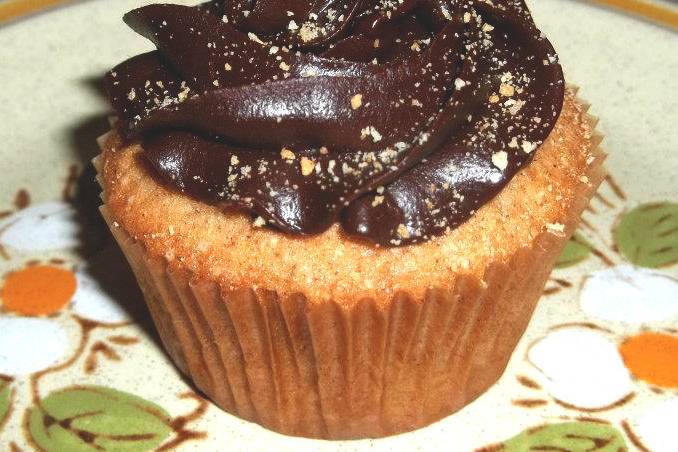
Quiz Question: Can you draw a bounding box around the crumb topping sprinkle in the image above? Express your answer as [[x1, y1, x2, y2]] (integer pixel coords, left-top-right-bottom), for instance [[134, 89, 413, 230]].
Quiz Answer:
[[106, 0, 564, 246]]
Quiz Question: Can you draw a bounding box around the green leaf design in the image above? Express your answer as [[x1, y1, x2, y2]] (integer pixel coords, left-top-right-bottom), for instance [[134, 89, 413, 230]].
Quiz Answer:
[[0, 378, 12, 428], [556, 232, 593, 268], [615, 202, 678, 268], [501, 422, 627, 452], [27, 386, 172, 452]]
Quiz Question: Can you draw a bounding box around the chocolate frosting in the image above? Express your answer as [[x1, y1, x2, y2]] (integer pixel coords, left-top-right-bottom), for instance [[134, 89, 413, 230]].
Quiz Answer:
[[106, 0, 564, 246]]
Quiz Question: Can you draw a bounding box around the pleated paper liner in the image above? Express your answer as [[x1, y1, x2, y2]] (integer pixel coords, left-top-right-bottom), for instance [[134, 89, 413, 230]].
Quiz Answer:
[[92, 87, 606, 439]]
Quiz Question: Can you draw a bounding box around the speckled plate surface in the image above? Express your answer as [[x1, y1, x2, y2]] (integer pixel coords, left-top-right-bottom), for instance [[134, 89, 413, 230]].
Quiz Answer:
[[1, 1, 677, 451]]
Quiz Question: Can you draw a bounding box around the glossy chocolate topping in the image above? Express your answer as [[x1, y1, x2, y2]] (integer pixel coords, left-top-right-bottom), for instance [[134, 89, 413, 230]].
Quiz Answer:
[[106, 0, 564, 246]]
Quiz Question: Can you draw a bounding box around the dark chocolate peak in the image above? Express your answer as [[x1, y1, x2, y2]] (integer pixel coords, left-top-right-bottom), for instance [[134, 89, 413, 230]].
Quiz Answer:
[[106, 0, 564, 246]]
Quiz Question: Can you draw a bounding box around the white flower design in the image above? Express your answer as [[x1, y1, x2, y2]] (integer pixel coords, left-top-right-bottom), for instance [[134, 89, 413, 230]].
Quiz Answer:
[[580, 265, 678, 323], [0, 317, 70, 376], [0, 202, 81, 251], [528, 327, 634, 409]]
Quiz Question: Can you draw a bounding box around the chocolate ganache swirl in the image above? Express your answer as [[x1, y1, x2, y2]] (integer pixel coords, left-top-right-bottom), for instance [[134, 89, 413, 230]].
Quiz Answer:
[[106, 0, 564, 246]]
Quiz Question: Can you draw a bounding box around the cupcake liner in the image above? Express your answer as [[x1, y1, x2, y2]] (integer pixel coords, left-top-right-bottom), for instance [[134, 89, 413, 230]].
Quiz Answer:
[[93, 90, 606, 439], [93, 218, 579, 439]]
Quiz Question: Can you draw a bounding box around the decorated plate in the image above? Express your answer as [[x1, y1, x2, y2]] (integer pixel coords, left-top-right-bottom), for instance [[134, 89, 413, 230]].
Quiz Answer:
[[1, 0, 677, 450]]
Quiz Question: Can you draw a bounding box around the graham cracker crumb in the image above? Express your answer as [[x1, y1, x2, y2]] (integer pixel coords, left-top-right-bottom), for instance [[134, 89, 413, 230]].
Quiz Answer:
[[351, 94, 363, 110], [499, 83, 515, 97], [300, 157, 315, 176], [546, 222, 565, 234], [397, 224, 410, 239], [361, 126, 383, 143], [281, 148, 296, 161], [492, 151, 509, 171]]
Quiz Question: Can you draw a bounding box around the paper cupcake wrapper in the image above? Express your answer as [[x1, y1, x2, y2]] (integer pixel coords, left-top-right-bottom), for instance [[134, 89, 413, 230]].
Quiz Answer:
[[93, 90, 606, 439]]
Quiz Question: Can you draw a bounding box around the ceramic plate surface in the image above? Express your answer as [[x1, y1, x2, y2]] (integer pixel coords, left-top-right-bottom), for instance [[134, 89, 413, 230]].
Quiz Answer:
[[0, 1, 677, 450]]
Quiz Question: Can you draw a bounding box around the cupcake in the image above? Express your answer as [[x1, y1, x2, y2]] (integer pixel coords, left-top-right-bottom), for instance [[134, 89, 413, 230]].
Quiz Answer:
[[96, 0, 604, 439]]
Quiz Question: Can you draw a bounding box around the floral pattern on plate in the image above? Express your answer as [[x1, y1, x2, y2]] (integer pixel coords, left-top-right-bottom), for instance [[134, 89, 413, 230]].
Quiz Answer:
[[0, 188, 209, 451]]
